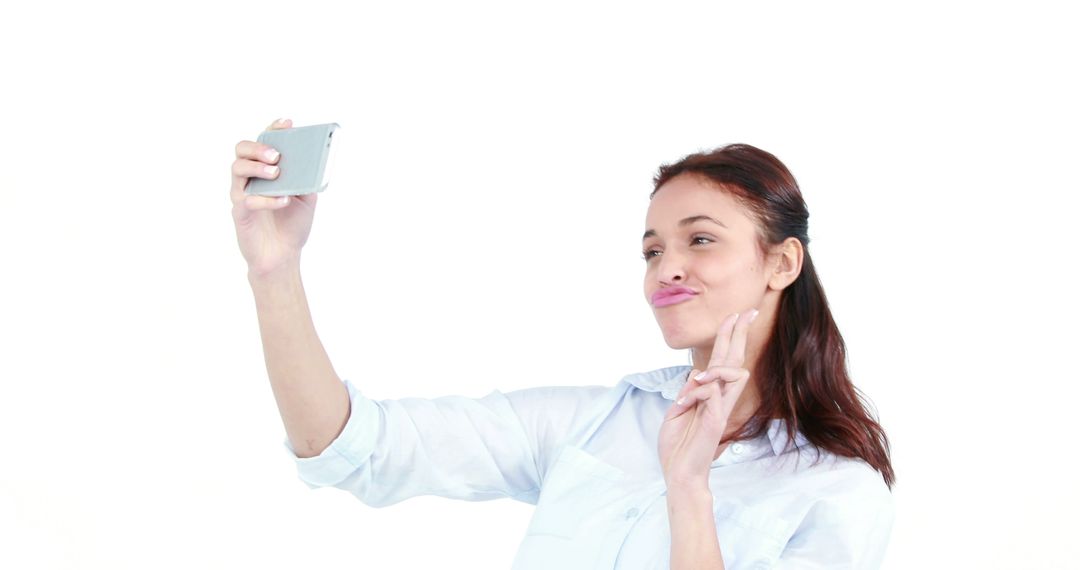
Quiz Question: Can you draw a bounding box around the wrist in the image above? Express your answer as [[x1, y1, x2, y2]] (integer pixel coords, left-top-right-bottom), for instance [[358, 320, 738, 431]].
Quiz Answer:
[[248, 265, 306, 309], [666, 484, 713, 508], [248, 262, 302, 288]]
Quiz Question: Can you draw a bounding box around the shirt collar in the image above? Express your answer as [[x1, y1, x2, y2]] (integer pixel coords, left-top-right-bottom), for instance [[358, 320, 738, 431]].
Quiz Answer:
[[621, 365, 810, 456]]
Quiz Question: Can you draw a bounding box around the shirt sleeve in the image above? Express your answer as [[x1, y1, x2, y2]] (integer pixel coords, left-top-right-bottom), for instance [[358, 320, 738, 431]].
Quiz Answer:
[[282, 377, 611, 508], [774, 463, 895, 569]]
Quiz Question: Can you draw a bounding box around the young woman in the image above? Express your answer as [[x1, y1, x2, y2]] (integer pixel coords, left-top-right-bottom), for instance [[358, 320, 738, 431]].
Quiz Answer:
[[231, 118, 894, 569]]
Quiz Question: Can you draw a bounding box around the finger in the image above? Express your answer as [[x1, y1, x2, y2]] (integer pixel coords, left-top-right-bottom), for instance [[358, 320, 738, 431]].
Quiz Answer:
[[674, 378, 722, 409], [232, 158, 280, 180], [687, 382, 729, 459], [229, 118, 291, 205], [673, 369, 700, 404], [265, 117, 292, 131], [675, 368, 720, 406], [680, 366, 748, 405], [234, 140, 282, 164], [666, 370, 702, 420], [691, 365, 748, 385], [725, 308, 759, 368], [708, 312, 741, 369], [234, 117, 291, 163], [717, 368, 751, 400], [230, 158, 281, 203], [244, 194, 291, 210]]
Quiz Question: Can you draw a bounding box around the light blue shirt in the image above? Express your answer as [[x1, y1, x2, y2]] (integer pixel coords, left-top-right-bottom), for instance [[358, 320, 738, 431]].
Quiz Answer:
[[284, 365, 894, 569]]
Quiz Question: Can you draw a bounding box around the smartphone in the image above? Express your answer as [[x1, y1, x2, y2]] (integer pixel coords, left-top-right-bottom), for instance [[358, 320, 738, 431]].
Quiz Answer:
[[245, 122, 340, 196]]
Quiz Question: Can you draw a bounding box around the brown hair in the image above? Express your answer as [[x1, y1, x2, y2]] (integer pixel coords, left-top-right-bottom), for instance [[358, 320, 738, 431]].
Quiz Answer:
[[652, 144, 895, 489]]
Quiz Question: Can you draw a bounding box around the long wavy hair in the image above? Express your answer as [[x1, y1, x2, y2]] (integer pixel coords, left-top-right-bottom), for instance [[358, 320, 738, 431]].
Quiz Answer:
[[652, 144, 895, 489]]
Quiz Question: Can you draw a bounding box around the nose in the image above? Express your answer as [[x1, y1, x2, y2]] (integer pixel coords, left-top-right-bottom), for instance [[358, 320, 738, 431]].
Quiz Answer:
[[657, 249, 687, 284]]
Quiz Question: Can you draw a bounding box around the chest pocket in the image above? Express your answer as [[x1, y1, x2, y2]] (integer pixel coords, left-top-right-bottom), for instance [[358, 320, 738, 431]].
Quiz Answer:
[[525, 445, 627, 540], [713, 502, 792, 569]]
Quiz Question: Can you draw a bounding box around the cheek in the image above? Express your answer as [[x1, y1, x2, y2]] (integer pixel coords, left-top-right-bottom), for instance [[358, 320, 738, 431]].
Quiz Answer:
[[700, 267, 756, 307], [642, 265, 659, 288], [702, 265, 739, 288]]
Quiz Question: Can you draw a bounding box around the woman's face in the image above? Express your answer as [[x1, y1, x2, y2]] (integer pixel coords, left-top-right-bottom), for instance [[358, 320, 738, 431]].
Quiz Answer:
[[643, 173, 772, 349]]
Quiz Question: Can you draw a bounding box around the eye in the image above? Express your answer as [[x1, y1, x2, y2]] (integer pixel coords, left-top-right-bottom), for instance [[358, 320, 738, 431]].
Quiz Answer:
[[641, 236, 713, 261]]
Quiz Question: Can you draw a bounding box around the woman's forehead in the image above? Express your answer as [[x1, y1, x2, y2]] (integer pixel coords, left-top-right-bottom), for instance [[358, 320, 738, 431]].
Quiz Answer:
[[646, 177, 749, 230]]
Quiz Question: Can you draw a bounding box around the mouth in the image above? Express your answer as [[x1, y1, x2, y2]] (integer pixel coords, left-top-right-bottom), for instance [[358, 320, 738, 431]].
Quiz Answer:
[[652, 292, 697, 307]]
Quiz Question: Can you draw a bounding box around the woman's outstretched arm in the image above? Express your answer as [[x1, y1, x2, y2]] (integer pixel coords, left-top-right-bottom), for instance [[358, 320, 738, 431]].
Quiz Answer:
[[285, 375, 612, 507], [250, 264, 350, 459]]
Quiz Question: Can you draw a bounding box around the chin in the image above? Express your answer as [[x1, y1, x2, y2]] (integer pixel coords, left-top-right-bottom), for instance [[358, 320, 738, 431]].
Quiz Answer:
[[663, 338, 695, 351], [655, 318, 706, 350]]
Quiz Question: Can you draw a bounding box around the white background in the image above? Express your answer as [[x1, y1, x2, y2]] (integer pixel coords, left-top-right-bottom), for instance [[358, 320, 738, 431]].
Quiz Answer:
[[2, 1, 1077, 568]]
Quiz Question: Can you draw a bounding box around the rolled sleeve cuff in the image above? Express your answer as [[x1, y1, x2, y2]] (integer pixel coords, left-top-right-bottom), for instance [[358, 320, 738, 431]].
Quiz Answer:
[[282, 377, 381, 489]]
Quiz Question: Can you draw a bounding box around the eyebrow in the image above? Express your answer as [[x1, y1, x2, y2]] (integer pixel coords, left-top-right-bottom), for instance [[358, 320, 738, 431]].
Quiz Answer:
[[642, 215, 728, 241]]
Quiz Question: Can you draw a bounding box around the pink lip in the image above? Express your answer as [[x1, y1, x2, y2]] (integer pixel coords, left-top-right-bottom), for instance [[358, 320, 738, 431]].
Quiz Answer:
[[651, 286, 698, 306], [652, 293, 697, 307]]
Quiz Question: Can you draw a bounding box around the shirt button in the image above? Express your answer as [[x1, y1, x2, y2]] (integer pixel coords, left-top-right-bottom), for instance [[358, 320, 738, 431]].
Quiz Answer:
[[625, 507, 640, 519], [731, 443, 744, 454]]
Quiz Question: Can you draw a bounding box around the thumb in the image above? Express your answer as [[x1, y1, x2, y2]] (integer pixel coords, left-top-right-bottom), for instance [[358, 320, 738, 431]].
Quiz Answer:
[[245, 194, 291, 210]]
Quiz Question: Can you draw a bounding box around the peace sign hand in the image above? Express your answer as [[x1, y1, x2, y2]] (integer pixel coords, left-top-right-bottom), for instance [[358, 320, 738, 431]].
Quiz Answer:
[[658, 308, 759, 491]]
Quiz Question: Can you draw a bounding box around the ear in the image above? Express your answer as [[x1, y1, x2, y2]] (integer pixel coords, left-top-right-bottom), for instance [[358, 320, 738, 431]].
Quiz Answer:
[[766, 237, 804, 291]]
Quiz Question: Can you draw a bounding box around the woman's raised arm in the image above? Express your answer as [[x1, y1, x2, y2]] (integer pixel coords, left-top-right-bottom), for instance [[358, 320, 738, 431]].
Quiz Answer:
[[232, 118, 349, 459], [249, 268, 349, 459]]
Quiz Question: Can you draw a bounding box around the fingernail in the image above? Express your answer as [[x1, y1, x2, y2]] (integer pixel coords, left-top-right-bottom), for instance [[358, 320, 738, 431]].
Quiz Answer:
[[676, 397, 685, 405], [278, 196, 289, 204], [275, 118, 287, 124], [750, 309, 760, 322], [265, 149, 279, 161], [264, 165, 278, 176], [694, 371, 707, 380]]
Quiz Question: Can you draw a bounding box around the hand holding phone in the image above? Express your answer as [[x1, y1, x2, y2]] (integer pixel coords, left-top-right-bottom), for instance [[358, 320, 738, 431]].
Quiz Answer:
[[245, 122, 340, 197], [230, 118, 326, 278]]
